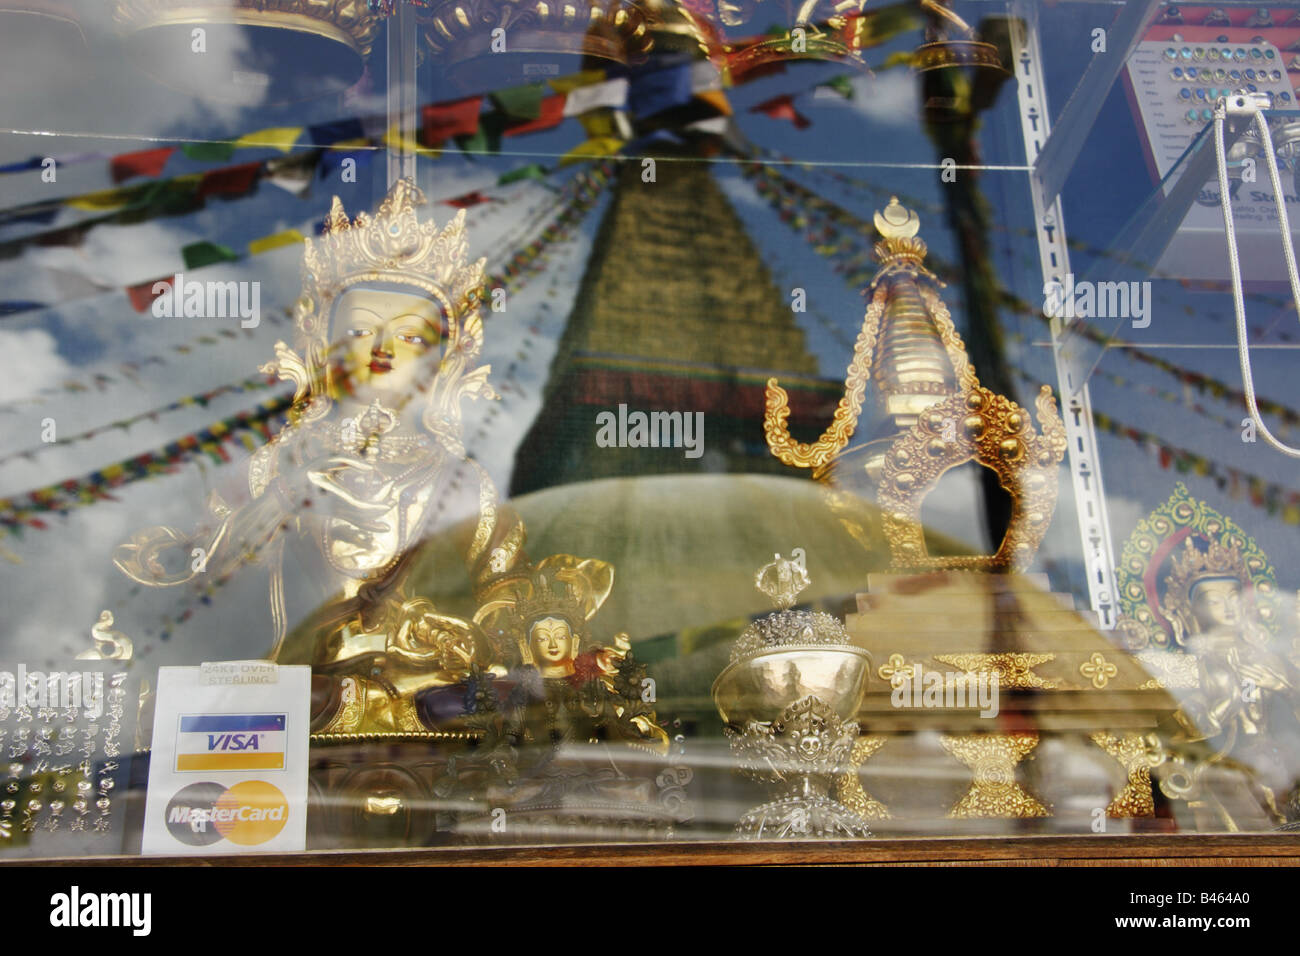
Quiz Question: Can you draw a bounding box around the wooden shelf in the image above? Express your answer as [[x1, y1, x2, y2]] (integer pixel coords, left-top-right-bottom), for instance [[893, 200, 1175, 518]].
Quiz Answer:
[[16, 834, 1300, 867]]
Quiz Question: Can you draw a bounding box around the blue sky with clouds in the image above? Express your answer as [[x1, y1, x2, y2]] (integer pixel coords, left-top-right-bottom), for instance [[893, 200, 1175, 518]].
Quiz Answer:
[[0, 1, 1298, 668]]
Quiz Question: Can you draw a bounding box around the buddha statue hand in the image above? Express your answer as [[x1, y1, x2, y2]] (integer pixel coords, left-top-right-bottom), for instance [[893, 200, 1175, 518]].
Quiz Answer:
[[306, 456, 400, 517], [316, 594, 484, 701], [388, 598, 478, 677], [114, 488, 284, 587], [1236, 658, 1292, 694]]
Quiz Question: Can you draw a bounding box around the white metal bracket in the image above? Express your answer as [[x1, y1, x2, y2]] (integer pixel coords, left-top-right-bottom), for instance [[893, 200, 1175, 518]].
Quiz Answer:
[[1011, 10, 1118, 629]]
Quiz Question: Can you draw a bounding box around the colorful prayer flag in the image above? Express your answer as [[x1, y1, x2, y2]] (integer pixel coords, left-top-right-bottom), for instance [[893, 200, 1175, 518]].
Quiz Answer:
[[248, 229, 305, 255], [197, 163, 262, 198], [181, 141, 236, 162], [751, 94, 811, 129], [422, 96, 483, 145], [181, 241, 239, 270], [232, 127, 304, 153], [504, 95, 566, 136]]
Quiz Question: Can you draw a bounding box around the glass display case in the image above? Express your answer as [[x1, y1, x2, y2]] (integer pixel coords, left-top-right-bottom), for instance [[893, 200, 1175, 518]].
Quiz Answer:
[[1, 0, 1299, 863]]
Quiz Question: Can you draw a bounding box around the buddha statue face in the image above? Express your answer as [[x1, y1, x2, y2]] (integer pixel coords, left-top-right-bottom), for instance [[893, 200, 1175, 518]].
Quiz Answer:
[[330, 287, 446, 405], [1188, 576, 1244, 635], [528, 616, 578, 678]]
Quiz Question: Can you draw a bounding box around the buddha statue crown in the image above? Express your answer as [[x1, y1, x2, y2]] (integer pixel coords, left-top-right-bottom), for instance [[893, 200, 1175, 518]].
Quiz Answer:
[[511, 574, 589, 637], [1165, 537, 1251, 612], [473, 555, 616, 661], [1115, 484, 1282, 651], [304, 178, 485, 309], [268, 178, 494, 447]]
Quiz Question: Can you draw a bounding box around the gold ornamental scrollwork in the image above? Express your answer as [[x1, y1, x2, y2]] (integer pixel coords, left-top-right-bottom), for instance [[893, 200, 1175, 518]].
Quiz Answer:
[[934, 652, 1057, 690], [878, 384, 1067, 572], [765, 196, 1067, 571], [763, 285, 883, 472], [1090, 732, 1162, 818], [940, 732, 1051, 818], [763, 197, 979, 476], [1080, 652, 1119, 690], [877, 653, 915, 687], [834, 735, 891, 820], [1134, 649, 1200, 690]]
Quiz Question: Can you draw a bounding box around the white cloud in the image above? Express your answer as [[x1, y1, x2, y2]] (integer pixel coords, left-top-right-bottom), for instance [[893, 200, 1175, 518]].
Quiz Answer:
[[842, 70, 918, 128], [0, 327, 72, 404]]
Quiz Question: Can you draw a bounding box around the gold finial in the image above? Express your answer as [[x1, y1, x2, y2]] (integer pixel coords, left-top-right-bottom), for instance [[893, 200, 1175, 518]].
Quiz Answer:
[[755, 549, 810, 610], [870, 197, 930, 270], [874, 197, 921, 239]]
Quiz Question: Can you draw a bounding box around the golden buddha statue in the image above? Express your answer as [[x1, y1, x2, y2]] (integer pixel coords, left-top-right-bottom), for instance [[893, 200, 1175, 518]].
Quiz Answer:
[[1161, 539, 1300, 823], [395, 555, 673, 838], [1116, 484, 1300, 828], [472, 555, 669, 760], [113, 179, 528, 733]]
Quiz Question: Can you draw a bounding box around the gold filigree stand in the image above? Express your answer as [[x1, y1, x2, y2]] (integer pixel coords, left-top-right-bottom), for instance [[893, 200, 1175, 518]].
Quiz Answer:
[[1090, 732, 1160, 818], [940, 732, 1051, 819], [834, 735, 891, 820]]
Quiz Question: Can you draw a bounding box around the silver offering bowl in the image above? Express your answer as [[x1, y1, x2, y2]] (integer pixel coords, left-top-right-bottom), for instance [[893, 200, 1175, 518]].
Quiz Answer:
[[713, 643, 871, 726], [713, 599, 874, 840]]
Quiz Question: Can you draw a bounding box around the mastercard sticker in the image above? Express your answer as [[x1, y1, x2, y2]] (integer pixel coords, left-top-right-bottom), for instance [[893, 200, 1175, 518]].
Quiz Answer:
[[143, 665, 309, 855]]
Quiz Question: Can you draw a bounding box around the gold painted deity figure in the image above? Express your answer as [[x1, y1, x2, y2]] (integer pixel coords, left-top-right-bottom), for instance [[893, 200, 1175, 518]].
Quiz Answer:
[[1160, 539, 1300, 823], [1115, 484, 1300, 828], [407, 554, 674, 837], [112, 179, 529, 733], [471, 555, 669, 760]]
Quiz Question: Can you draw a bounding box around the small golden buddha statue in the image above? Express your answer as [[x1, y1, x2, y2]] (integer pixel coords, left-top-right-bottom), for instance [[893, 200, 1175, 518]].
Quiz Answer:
[[473, 555, 669, 763], [1162, 538, 1300, 823], [113, 180, 528, 733]]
